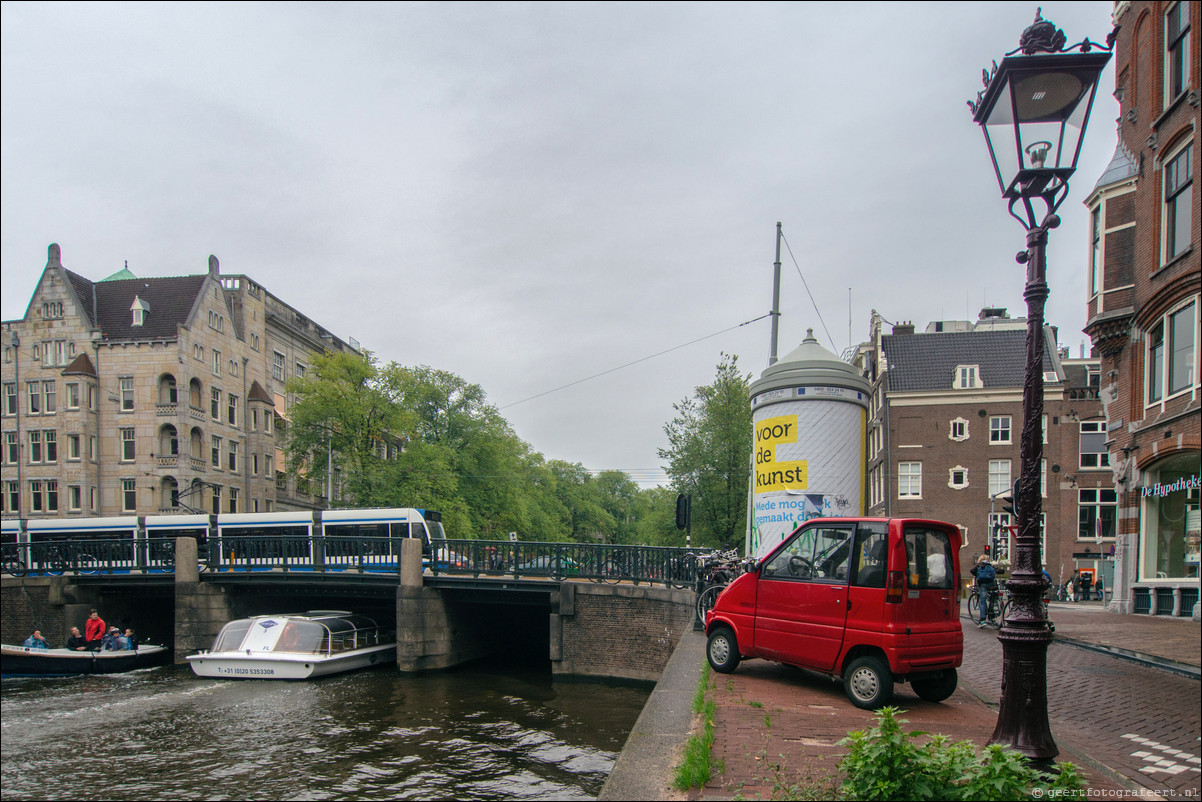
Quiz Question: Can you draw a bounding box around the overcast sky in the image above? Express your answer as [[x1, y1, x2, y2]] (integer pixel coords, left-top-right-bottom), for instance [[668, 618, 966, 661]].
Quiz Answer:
[[1, 1, 1121, 487]]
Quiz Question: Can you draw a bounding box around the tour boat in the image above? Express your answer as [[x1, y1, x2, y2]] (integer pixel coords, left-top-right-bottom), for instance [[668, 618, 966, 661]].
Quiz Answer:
[[1, 643, 171, 677], [186, 611, 395, 680]]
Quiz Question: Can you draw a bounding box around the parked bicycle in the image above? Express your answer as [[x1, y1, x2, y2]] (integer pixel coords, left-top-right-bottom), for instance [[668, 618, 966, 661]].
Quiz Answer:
[[695, 549, 744, 625]]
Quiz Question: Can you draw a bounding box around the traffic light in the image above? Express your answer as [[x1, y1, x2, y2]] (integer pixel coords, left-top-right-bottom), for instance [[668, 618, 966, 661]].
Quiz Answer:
[[1003, 477, 1021, 519], [675, 494, 690, 530]]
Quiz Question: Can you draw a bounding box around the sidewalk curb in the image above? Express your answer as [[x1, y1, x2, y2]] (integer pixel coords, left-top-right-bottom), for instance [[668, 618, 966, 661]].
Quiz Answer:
[[1052, 636, 1202, 680], [956, 675, 1152, 795]]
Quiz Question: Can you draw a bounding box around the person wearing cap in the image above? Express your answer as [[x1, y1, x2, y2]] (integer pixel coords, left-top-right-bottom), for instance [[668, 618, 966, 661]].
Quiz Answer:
[[969, 554, 998, 627], [100, 627, 126, 651]]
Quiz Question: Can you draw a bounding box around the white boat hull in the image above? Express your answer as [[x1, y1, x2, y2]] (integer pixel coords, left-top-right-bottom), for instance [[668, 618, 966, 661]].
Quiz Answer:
[[187, 643, 394, 679]]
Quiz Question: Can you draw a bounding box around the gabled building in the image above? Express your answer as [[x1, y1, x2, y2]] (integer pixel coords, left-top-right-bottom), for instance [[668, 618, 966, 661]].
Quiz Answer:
[[2, 243, 357, 518], [1082, 1, 1199, 617], [855, 309, 1107, 592]]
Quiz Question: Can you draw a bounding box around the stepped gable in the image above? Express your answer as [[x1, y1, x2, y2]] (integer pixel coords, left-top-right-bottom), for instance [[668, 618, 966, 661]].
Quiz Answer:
[[883, 329, 1054, 392]]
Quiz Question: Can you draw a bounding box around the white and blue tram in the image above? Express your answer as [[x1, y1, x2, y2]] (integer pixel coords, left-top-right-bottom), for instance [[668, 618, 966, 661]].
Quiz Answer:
[[0, 508, 445, 576]]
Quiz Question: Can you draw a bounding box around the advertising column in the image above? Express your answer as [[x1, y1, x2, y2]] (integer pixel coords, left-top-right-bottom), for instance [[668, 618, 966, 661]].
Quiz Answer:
[[748, 330, 869, 558]]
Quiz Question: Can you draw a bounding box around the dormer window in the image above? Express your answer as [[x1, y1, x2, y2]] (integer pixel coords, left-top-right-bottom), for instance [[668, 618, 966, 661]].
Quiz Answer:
[[130, 296, 149, 327], [954, 365, 981, 389]]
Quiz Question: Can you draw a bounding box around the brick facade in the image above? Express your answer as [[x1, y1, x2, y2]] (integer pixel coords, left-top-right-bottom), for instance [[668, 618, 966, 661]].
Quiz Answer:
[[1083, 1, 1200, 616], [855, 311, 1106, 593]]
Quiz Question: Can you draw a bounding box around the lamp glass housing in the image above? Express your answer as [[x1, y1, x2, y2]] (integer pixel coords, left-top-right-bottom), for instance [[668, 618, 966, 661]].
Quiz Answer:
[[975, 51, 1110, 200]]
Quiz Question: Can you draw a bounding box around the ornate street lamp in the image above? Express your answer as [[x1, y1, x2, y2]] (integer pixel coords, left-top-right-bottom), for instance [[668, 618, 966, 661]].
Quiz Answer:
[[968, 10, 1110, 765]]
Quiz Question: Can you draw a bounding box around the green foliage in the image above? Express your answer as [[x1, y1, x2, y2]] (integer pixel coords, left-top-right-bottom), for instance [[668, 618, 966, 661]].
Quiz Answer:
[[283, 349, 760, 548], [659, 353, 753, 549], [838, 708, 1088, 801], [675, 684, 717, 790]]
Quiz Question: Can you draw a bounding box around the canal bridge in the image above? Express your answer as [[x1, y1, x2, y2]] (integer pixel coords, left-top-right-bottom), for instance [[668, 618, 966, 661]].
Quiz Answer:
[[0, 536, 700, 682]]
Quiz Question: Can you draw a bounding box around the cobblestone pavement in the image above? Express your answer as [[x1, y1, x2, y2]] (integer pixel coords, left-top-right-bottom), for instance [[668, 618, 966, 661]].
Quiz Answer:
[[959, 613, 1202, 798], [688, 655, 1126, 800]]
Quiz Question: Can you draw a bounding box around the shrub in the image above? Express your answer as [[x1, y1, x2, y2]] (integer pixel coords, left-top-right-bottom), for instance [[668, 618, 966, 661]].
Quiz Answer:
[[838, 708, 1087, 801]]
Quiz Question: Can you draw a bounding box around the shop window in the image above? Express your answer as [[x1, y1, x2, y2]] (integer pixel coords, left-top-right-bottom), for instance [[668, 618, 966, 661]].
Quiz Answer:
[[1139, 452, 1201, 581]]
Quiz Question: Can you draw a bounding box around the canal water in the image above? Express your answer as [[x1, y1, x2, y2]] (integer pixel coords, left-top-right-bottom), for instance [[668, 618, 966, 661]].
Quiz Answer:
[[1, 662, 650, 800]]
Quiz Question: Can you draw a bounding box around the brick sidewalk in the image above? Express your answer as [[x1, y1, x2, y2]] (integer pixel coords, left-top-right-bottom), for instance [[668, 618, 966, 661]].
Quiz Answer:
[[688, 656, 1128, 800]]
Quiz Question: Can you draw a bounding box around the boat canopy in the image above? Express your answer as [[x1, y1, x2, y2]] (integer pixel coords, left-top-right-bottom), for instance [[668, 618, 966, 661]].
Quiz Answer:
[[208, 612, 390, 656]]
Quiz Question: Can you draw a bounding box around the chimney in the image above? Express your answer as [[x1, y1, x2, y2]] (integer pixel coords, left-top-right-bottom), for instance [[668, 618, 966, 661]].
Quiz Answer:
[[892, 321, 916, 336]]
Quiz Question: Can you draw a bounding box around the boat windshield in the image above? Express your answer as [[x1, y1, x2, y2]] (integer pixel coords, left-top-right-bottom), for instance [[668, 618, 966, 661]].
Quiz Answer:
[[212, 620, 254, 652], [272, 621, 326, 654]]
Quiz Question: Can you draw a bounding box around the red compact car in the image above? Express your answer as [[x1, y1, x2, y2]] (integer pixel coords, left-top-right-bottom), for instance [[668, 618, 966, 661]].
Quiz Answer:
[[705, 517, 963, 709]]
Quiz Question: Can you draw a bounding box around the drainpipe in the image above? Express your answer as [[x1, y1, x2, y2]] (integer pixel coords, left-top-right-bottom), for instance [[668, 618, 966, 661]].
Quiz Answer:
[[11, 330, 21, 517]]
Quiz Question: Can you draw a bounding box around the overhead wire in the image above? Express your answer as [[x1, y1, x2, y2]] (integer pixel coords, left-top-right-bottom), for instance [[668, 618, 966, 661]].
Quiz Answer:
[[778, 228, 839, 353], [499, 312, 772, 410]]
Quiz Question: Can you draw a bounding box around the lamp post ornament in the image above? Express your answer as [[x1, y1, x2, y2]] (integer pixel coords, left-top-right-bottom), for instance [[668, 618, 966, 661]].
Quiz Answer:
[[970, 9, 1111, 765]]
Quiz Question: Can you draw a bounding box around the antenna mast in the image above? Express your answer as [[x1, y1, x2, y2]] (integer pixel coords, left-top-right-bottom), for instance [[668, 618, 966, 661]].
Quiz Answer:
[[769, 222, 782, 365]]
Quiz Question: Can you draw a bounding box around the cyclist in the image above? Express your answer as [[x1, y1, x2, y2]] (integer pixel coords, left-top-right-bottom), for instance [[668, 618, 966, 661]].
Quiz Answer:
[[970, 554, 997, 628]]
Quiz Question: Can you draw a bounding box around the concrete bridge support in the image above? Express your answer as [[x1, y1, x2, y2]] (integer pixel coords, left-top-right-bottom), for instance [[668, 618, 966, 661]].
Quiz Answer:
[[395, 538, 496, 671], [174, 537, 235, 663]]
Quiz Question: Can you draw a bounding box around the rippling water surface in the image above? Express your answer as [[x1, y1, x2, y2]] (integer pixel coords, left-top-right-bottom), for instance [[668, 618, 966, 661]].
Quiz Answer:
[[1, 663, 649, 800]]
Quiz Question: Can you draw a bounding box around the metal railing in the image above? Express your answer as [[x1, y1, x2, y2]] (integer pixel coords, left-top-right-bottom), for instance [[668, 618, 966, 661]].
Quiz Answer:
[[2, 535, 714, 587]]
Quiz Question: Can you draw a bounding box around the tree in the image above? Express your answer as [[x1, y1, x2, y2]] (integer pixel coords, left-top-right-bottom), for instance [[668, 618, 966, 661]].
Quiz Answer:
[[659, 353, 752, 550], [284, 349, 409, 506]]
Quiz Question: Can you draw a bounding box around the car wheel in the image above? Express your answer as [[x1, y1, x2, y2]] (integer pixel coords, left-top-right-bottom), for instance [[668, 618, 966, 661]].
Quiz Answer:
[[910, 668, 958, 703], [707, 627, 740, 674], [843, 656, 893, 709]]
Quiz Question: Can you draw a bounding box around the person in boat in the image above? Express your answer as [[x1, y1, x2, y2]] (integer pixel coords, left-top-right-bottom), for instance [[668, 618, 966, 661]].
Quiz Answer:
[[65, 626, 87, 650], [23, 630, 49, 649], [123, 628, 137, 650], [100, 627, 127, 651], [84, 609, 107, 649]]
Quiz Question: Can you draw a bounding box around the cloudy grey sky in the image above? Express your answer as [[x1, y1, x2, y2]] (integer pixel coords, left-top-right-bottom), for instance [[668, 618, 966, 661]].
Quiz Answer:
[[1, 1, 1121, 486]]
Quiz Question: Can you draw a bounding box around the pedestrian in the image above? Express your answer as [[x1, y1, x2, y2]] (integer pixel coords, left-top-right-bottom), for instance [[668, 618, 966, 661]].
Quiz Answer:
[[1070, 569, 1081, 602], [22, 630, 49, 649], [1081, 571, 1093, 602], [970, 554, 997, 627], [65, 626, 87, 650], [84, 609, 106, 648], [1094, 575, 1105, 601]]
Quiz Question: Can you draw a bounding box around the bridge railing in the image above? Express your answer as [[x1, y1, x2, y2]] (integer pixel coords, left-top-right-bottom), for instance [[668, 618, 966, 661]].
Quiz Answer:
[[2, 534, 713, 587], [428, 539, 706, 587], [1, 539, 161, 577]]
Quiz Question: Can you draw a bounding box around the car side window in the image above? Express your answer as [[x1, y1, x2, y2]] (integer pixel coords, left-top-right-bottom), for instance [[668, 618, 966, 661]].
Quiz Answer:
[[851, 524, 889, 588], [762, 525, 851, 582]]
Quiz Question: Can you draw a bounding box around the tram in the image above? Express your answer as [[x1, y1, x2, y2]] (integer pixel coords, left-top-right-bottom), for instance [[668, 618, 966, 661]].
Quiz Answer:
[[0, 508, 446, 576]]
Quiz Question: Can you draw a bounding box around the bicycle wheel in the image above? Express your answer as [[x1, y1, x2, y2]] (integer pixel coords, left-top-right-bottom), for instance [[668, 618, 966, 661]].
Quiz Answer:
[[965, 592, 982, 624], [986, 595, 1003, 628], [76, 553, 99, 576], [600, 559, 623, 584], [696, 584, 724, 624]]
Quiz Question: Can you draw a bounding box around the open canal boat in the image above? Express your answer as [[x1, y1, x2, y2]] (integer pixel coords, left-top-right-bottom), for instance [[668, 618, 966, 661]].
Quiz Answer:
[[186, 611, 394, 679], [1, 644, 171, 677]]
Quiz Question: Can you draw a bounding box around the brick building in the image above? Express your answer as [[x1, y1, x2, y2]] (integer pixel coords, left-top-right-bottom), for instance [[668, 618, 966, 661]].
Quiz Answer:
[[854, 309, 1106, 593], [2, 243, 357, 519], [1082, 1, 1199, 616]]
